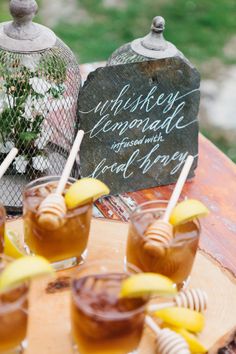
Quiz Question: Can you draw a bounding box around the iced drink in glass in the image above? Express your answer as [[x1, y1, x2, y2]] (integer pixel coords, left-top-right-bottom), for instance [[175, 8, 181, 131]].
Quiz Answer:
[[0, 255, 28, 353], [71, 260, 147, 354], [126, 201, 200, 289], [23, 176, 92, 270]]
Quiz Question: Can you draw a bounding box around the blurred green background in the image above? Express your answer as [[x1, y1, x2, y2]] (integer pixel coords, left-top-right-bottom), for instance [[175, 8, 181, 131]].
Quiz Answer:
[[0, 0, 236, 161]]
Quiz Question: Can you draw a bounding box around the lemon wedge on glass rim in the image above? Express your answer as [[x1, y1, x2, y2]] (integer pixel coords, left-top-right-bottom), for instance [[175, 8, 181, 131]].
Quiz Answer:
[[4, 228, 26, 259], [65, 177, 110, 209], [120, 273, 176, 298], [170, 199, 209, 226], [0, 256, 54, 293]]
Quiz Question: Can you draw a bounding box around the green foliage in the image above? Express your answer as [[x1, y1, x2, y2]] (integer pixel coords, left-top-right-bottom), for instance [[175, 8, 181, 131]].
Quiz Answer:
[[1, 0, 235, 64], [0, 2, 10, 23], [0, 109, 15, 137], [51, 0, 236, 163], [0, 62, 38, 153], [0, 50, 66, 173], [160, 0, 236, 63], [38, 53, 67, 84], [52, 0, 236, 64]]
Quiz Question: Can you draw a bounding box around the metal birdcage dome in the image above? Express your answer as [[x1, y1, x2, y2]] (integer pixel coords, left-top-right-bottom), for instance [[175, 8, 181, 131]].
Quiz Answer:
[[0, 0, 81, 213], [107, 16, 179, 65]]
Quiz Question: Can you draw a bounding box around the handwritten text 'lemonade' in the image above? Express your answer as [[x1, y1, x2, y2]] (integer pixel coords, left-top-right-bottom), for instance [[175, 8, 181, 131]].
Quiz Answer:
[[80, 84, 198, 179]]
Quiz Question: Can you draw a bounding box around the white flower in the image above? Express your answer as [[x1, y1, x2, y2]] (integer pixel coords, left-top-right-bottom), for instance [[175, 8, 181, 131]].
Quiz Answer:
[[6, 95, 14, 109], [21, 55, 41, 72], [35, 97, 45, 113], [23, 96, 33, 120], [29, 78, 51, 95], [34, 137, 46, 150], [0, 140, 15, 154], [23, 95, 48, 120], [0, 94, 5, 114], [0, 92, 14, 112], [32, 155, 51, 172], [34, 124, 53, 149], [0, 78, 6, 93], [13, 155, 29, 174]]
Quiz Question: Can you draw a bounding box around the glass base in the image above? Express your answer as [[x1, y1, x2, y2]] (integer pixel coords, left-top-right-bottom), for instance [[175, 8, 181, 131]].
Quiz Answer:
[[73, 343, 137, 354], [52, 250, 88, 271], [72, 335, 138, 354], [0, 339, 27, 354]]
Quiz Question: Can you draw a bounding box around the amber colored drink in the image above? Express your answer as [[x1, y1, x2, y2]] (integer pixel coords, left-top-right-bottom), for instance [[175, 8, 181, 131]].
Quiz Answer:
[[0, 257, 28, 353], [23, 176, 92, 269], [126, 201, 200, 289], [71, 262, 146, 354], [0, 205, 6, 254]]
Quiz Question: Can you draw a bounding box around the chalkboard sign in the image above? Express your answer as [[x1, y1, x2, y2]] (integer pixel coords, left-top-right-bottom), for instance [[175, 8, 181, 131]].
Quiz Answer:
[[78, 58, 200, 195]]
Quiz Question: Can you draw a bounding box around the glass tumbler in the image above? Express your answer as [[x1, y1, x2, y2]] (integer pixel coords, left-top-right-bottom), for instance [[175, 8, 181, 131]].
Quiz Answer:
[[23, 176, 93, 270], [71, 260, 147, 354], [126, 201, 200, 289], [0, 255, 29, 354]]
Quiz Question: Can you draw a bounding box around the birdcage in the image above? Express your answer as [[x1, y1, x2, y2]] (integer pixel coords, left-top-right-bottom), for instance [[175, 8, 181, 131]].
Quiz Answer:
[[0, 0, 81, 213], [107, 16, 178, 65]]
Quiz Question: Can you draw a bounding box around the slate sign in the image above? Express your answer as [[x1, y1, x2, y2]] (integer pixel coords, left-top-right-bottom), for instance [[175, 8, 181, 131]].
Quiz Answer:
[[78, 58, 200, 195]]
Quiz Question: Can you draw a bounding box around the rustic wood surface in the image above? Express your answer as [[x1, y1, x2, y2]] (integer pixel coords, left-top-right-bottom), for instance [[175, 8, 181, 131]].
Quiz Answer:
[[7, 218, 236, 354]]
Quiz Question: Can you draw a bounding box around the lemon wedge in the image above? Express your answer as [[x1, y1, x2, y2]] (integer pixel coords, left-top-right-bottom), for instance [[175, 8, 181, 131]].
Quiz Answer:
[[0, 256, 54, 292], [167, 326, 207, 353], [170, 199, 209, 226], [4, 228, 26, 259], [65, 177, 110, 209], [154, 307, 205, 333], [120, 273, 176, 298]]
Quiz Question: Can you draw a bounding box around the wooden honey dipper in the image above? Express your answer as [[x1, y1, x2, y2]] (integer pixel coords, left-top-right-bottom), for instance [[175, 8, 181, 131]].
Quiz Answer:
[[37, 130, 84, 230], [146, 315, 190, 354], [144, 155, 194, 254], [0, 147, 18, 179], [148, 288, 208, 313]]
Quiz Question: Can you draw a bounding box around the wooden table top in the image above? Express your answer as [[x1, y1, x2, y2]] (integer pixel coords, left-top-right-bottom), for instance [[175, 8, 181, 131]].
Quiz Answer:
[[80, 63, 236, 278], [14, 218, 234, 354]]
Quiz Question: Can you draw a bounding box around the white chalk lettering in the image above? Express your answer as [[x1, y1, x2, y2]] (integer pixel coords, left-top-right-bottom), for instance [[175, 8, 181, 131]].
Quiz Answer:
[[89, 100, 194, 138], [137, 144, 190, 175], [90, 150, 139, 179], [90, 146, 197, 180], [80, 83, 198, 118], [80, 80, 199, 182], [111, 134, 165, 153]]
